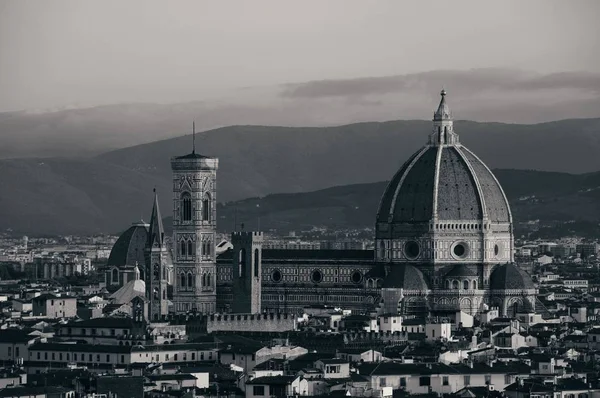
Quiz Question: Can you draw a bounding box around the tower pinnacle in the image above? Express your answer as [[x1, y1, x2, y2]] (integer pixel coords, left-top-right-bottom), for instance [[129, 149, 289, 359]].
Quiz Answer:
[[148, 190, 165, 248]]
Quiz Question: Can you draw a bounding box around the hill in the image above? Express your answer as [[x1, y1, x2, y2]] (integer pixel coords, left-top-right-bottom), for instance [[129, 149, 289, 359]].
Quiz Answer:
[[188, 169, 600, 239], [1, 118, 600, 235]]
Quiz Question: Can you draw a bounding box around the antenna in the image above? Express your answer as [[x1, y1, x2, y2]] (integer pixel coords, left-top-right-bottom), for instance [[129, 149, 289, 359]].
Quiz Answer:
[[192, 121, 196, 154]]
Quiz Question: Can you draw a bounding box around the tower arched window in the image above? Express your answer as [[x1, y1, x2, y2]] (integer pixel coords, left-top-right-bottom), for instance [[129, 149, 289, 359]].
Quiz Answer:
[[473, 280, 477, 289], [254, 249, 260, 277], [463, 280, 469, 290], [452, 280, 459, 290], [188, 241, 194, 256], [188, 272, 194, 288], [112, 268, 118, 284], [207, 273, 211, 287], [202, 273, 207, 287], [445, 280, 450, 289], [180, 273, 186, 290], [202, 193, 211, 222], [238, 248, 246, 278], [181, 192, 192, 221], [180, 240, 187, 256]]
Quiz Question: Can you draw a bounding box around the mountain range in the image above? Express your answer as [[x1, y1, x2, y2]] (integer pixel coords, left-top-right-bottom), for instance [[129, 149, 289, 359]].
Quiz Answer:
[[1, 118, 600, 236]]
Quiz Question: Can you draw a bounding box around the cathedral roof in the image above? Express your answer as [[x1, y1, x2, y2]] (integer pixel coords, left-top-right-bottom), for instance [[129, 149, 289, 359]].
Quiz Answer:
[[382, 265, 429, 290], [109, 279, 146, 305], [376, 91, 511, 225], [489, 263, 535, 290], [107, 222, 148, 267]]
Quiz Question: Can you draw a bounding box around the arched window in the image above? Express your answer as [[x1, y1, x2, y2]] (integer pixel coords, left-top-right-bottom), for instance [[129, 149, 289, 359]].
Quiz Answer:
[[181, 192, 192, 221], [207, 273, 211, 287], [180, 273, 186, 290], [112, 268, 118, 284], [180, 240, 187, 256], [202, 273, 207, 287], [445, 280, 450, 289], [463, 280, 469, 290], [473, 280, 477, 289], [206, 242, 211, 256], [188, 241, 194, 256], [238, 248, 246, 278], [452, 280, 459, 290], [254, 249, 260, 277], [202, 193, 211, 221], [379, 241, 386, 259], [188, 272, 194, 288], [163, 267, 167, 280], [163, 290, 166, 299]]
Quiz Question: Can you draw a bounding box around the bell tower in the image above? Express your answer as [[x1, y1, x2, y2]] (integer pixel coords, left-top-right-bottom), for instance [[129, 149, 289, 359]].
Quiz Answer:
[[231, 231, 263, 314], [171, 127, 218, 314]]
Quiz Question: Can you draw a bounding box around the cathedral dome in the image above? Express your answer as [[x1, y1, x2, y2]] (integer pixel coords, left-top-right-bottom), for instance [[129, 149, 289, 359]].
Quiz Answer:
[[107, 221, 149, 267], [382, 264, 429, 290], [376, 91, 511, 225], [489, 263, 535, 290]]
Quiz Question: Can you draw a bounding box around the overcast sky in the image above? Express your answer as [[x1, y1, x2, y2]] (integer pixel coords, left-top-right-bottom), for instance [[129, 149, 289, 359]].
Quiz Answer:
[[1, 0, 599, 112]]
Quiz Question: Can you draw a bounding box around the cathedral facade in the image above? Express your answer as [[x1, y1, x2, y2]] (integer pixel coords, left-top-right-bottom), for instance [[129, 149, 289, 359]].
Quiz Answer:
[[108, 90, 536, 319]]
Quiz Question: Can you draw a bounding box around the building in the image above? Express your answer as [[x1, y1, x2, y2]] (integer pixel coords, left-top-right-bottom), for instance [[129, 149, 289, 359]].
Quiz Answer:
[[108, 90, 535, 318], [31, 294, 76, 318]]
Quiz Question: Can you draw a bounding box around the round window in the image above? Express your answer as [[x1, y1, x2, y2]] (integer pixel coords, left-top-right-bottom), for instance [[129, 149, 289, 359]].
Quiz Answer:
[[452, 242, 469, 259], [311, 270, 323, 283], [494, 244, 500, 256], [271, 269, 282, 282], [404, 241, 421, 259], [351, 271, 362, 284]]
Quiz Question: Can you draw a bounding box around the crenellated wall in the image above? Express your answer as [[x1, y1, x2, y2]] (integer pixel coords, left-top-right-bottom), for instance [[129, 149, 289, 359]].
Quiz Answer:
[[207, 313, 296, 333]]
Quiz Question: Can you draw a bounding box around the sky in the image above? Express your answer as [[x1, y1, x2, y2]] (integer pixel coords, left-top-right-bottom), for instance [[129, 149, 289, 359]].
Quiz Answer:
[[1, 0, 599, 112]]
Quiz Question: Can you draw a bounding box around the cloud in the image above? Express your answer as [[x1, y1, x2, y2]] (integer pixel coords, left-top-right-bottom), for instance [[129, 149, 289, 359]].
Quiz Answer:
[[280, 69, 600, 99]]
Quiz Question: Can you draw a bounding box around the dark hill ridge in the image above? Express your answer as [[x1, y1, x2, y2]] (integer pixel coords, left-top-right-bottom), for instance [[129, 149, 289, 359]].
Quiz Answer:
[[194, 169, 600, 238], [1, 118, 600, 235]]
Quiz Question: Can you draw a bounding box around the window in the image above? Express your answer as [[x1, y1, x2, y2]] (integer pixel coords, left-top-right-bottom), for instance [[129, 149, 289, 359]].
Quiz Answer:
[[464, 375, 470, 386], [380, 378, 386, 387], [253, 386, 265, 396], [37, 352, 40, 360], [188, 240, 194, 256], [254, 249, 260, 277], [111, 329, 115, 336], [203, 194, 211, 221], [419, 376, 431, 386], [192, 353, 196, 360], [15, 347, 19, 357], [188, 273, 194, 288], [106, 354, 110, 362], [238, 249, 246, 278], [73, 353, 77, 361], [443, 376, 449, 386], [59, 353, 62, 360], [201, 352, 205, 360], [120, 355, 125, 364], [97, 354, 100, 362], [180, 273, 186, 290], [463, 280, 469, 290], [89, 354, 92, 361], [400, 377, 406, 387], [181, 192, 192, 221], [207, 273, 211, 287], [180, 240, 187, 256], [7, 347, 11, 357], [111, 268, 118, 284]]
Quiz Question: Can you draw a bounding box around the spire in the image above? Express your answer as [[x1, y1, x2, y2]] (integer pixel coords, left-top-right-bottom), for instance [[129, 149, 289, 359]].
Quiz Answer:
[[433, 89, 452, 121], [429, 89, 458, 146], [192, 121, 196, 155], [148, 188, 165, 248]]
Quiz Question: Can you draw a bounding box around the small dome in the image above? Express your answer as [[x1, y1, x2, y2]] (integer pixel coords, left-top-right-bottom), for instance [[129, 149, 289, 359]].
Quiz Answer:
[[382, 265, 430, 290], [445, 265, 478, 278], [489, 263, 535, 290], [107, 223, 149, 267]]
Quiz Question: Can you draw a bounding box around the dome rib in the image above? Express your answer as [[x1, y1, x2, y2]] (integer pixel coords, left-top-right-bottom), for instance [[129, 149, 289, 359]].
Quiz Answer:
[[452, 145, 487, 220], [460, 146, 513, 224]]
